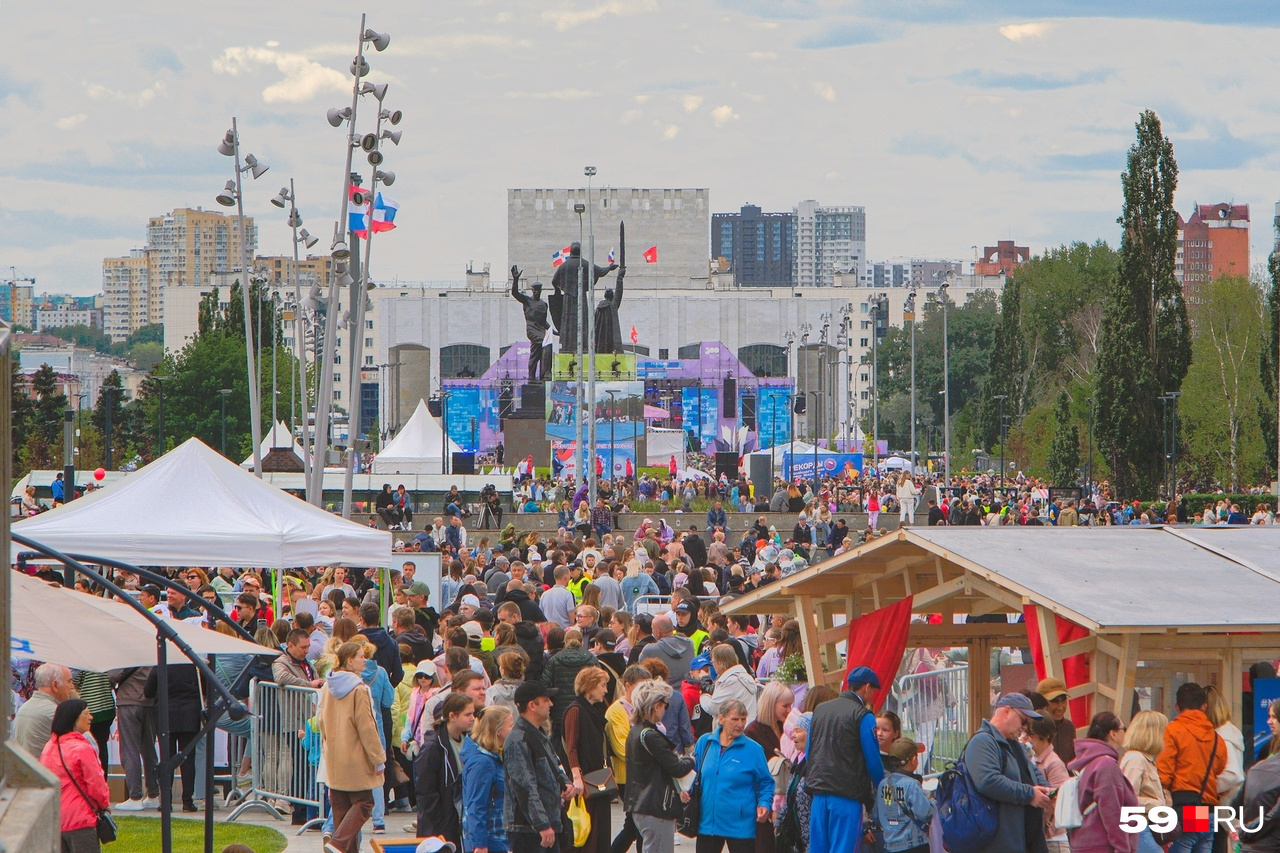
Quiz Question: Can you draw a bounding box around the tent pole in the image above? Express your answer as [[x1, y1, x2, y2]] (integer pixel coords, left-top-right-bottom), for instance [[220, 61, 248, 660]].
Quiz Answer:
[[157, 635, 172, 852]]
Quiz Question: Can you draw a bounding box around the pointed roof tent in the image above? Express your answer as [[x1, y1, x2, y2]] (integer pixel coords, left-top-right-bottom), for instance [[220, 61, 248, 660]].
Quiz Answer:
[[242, 421, 308, 470], [722, 526, 1280, 737], [372, 399, 461, 475], [14, 437, 389, 568]]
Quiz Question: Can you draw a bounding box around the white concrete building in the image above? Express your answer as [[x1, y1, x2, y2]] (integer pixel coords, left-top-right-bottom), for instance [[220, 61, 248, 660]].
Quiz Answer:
[[794, 200, 866, 288]]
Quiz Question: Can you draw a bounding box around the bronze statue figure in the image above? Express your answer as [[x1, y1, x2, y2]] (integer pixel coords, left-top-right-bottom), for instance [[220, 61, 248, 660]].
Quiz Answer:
[[510, 265, 552, 381], [550, 242, 617, 354]]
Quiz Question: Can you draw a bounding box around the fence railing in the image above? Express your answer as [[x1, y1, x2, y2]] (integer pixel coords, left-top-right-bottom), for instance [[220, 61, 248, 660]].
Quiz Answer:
[[888, 664, 969, 774], [226, 680, 325, 835]]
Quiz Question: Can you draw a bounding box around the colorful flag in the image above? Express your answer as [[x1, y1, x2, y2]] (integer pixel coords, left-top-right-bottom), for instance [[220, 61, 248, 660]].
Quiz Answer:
[[348, 185, 370, 238], [370, 192, 398, 233], [606, 247, 616, 264], [630, 325, 638, 344], [551, 245, 572, 267], [642, 245, 658, 263]]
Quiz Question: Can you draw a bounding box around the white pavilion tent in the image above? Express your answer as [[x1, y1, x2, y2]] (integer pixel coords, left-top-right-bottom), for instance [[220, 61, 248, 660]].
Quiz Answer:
[[13, 437, 389, 568], [372, 399, 461, 475], [241, 420, 310, 470]]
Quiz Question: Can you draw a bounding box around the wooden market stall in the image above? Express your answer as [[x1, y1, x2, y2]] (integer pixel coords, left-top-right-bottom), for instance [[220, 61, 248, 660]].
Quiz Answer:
[[722, 526, 1280, 736]]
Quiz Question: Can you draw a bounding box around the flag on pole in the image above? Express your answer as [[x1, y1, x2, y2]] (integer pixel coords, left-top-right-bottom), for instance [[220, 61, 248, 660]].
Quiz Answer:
[[348, 185, 371, 238], [551, 245, 572, 267], [642, 245, 658, 263], [606, 247, 616, 264], [630, 325, 638, 344], [370, 192, 398, 233]]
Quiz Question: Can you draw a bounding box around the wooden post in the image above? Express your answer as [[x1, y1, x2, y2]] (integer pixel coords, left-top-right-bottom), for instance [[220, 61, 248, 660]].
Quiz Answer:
[[969, 638, 992, 734], [797, 595, 828, 687]]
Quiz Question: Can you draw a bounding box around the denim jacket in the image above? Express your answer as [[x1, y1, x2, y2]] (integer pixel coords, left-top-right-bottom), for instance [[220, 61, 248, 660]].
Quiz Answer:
[[872, 770, 934, 852]]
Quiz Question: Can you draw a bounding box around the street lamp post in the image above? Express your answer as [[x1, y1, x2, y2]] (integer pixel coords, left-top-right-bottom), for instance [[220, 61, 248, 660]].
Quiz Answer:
[[809, 391, 821, 487], [906, 289, 917, 472], [606, 389, 619, 483], [870, 295, 887, 472], [218, 389, 232, 457], [102, 386, 118, 471], [993, 395, 1007, 491], [215, 118, 269, 477], [1085, 396, 1094, 503], [938, 273, 953, 488], [585, 165, 599, 508], [440, 389, 451, 475]]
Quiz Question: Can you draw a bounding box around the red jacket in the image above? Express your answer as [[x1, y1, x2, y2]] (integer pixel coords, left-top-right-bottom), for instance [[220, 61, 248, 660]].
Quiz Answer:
[[41, 732, 110, 832]]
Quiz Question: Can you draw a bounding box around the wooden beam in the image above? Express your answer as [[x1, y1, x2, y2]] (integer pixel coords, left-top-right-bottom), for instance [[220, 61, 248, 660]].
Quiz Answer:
[[908, 623, 1028, 642], [970, 638, 992, 734], [1095, 636, 1124, 661], [908, 576, 968, 609], [1036, 606, 1065, 682], [1059, 636, 1097, 659], [797, 595, 830, 688], [1112, 634, 1140, 724], [871, 581, 881, 611], [935, 555, 945, 586], [964, 574, 1027, 612]]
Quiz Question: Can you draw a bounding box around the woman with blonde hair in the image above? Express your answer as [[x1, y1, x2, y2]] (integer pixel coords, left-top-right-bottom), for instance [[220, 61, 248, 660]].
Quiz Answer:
[[1206, 684, 1245, 804], [896, 471, 919, 525], [1119, 710, 1169, 853], [747, 680, 796, 850], [564, 666, 613, 853], [316, 617, 359, 677], [462, 706, 513, 853]]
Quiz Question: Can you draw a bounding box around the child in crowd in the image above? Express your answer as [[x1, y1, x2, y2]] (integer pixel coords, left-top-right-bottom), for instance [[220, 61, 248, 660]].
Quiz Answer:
[[871, 737, 934, 853]]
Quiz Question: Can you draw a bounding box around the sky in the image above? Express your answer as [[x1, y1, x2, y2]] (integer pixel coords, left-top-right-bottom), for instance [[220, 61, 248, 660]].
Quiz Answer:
[[4, 1, 1280, 296]]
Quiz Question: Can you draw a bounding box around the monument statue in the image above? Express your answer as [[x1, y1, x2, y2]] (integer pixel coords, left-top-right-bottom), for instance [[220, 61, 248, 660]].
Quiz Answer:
[[550, 242, 617, 355], [593, 221, 627, 355], [509, 265, 552, 381]]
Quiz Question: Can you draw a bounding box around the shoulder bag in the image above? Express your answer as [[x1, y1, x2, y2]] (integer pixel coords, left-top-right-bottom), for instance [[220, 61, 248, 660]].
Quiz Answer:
[[58, 740, 117, 844], [676, 737, 714, 838], [1164, 734, 1220, 846]]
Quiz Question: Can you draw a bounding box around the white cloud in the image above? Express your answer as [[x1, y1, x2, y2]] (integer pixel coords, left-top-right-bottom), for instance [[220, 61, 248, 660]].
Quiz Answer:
[[682, 94, 704, 113], [543, 0, 659, 31], [503, 88, 598, 100], [653, 120, 679, 140], [999, 22, 1052, 42], [633, 95, 651, 104], [620, 109, 643, 123], [56, 113, 88, 130], [813, 82, 836, 102], [748, 51, 778, 61], [85, 81, 166, 107], [211, 46, 348, 104], [710, 105, 739, 127]]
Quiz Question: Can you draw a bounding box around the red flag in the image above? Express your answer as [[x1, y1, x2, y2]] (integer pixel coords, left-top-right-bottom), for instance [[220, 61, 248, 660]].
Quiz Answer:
[[642, 245, 658, 263], [630, 325, 638, 344]]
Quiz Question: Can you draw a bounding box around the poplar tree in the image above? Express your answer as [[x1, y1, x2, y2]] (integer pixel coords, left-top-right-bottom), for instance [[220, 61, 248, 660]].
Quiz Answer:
[[1047, 390, 1080, 486], [1094, 110, 1190, 498]]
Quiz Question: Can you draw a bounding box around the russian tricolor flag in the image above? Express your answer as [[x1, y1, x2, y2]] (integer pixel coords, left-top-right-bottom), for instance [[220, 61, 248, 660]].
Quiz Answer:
[[348, 185, 370, 238]]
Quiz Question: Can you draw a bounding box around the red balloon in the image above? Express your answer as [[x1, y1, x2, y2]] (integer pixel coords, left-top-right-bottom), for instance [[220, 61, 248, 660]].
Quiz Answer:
[[94, 468, 106, 481]]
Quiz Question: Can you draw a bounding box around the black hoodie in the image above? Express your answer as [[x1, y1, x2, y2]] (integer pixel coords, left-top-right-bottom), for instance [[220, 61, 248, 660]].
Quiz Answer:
[[514, 621, 547, 682]]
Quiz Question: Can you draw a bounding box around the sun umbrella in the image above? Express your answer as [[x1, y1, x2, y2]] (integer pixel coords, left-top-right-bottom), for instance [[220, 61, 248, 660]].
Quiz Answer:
[[10, 571, 273, 672]]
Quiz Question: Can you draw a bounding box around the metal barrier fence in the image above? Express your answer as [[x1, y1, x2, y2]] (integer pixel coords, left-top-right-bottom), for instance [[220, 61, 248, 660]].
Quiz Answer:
[[630, 594, 671, 616], [889, 664, 969, 775], [226, 680, 325, 834]]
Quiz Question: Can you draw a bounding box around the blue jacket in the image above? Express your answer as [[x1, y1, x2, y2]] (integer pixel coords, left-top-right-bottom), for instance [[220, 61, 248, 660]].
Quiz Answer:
[[360, 659, 395, 741], [621, 572, 660, 611], [462, 737, 507, 852], [872, 771, 933, 852], [694, 733, 773, 839], [661, 687, 695, 752]]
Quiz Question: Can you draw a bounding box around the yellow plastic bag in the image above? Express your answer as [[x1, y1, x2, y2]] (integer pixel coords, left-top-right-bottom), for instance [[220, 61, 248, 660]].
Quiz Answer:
[[568, 794, 591, 847]]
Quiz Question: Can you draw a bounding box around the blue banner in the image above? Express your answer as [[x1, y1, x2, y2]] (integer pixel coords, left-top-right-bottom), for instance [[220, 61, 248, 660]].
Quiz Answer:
[[699, 389, 719, 448], [446, 386, 481, 451], [1255, 678, 1280, 759], [784, 452, 864, 481], [757, 388, 792, 449]]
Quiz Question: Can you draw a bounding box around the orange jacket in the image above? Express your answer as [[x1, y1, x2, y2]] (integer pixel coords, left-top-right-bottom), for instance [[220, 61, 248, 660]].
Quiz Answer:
[[1156, 709, 1228, 804]]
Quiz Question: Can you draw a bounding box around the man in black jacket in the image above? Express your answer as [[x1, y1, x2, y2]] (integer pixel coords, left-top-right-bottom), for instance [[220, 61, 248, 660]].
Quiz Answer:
[[682, 527, 708, 569], [807, 666, 886, 853], [504, 683, 572, 853]]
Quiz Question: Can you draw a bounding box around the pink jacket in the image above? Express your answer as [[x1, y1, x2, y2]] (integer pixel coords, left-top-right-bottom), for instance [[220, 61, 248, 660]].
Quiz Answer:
[[41, 733, 110, 832], [1067, 738, 1138, 853]]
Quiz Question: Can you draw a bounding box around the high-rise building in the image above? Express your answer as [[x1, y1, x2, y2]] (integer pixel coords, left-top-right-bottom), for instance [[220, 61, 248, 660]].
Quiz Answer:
[[508, 188, 709, 286], [103, 207, 257, 340], [869, 261, 911, 290], [711, 204, 795, 287], [1177, 203, 1249, 294], [911, 260, 964, 290], [793, 200, 866, 288], [0, 276, 35, 328]]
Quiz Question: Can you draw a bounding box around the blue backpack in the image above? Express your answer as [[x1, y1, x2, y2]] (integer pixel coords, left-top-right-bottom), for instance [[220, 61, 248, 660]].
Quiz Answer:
[[935, 745, 999, 853]]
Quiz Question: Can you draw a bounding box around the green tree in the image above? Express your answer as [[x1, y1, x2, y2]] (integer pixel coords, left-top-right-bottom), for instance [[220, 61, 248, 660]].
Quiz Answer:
[[1260, 252, 1280, 479], [44, 324, 112, 353], [1047, 390, 1081, 486], [974, 276, 1026, 449], [1094, 110, 1190, 499], [1181, 275, 1267, 491], [91, 370, 128, 468], [11, 358, 35, 473]]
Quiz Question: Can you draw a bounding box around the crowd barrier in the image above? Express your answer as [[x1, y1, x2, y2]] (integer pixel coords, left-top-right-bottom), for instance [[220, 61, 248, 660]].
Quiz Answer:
[[888, 664, 969, 774], [226, 680, 325, 835]]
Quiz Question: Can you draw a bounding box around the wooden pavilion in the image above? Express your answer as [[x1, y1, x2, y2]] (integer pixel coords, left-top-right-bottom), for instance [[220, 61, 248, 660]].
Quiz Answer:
[[721, 526, 1280, 734]]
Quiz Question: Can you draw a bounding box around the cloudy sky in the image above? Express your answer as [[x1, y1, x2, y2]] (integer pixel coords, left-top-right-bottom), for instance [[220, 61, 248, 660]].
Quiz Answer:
[[5, 1, 1280, 296]]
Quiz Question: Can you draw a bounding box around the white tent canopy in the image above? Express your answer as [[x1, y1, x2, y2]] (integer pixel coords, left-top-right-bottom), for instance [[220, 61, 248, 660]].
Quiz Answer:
[[242, 420, 309, 469], [372, 399, 461, 475], [14, 438, 389, 568], [11, 572, 271, 671]]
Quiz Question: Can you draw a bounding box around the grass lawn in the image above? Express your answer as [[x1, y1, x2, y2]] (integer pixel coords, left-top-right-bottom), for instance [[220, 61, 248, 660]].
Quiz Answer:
[[113, 816, 288, 853]]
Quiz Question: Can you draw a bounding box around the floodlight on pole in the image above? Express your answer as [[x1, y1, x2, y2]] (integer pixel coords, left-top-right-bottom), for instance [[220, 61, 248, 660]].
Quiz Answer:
[[217, 130, 236, 157], [298, 229, 319, 249], [360, 81, 388, 101], [380, 109, 402, 126], [364, 29, 391, 51], [270, 187, 291, 209], [327, 107, 352, 128], [242, 154, 269, 180], [381, 130, 401, 145], [215, 181, 237, 207], [374, 170, 394, 186]]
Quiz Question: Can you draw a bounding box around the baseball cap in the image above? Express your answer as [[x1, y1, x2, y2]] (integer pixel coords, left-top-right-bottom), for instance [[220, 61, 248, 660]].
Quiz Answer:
[[1036, 677, 1069, 701], [461, 621, 484, 641], [406, 581, 431, 597], [460, 593, 481, 608], [674, 601, 694, 614], [514, 682, 555, 708], [414, 660, 438, 680], [141, 584, 163, 599], [416, 838, 456, 853], [634, 613, 654, 632], [993, 692, 1043, 718], [846, 665, 882, 690], [884, 737, 926, 768], [689, 653, 712, 671]]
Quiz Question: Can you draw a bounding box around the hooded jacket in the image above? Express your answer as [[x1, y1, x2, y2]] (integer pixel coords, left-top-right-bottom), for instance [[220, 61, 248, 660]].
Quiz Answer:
[[541, 646, 598, 734], [394, 625, 435, 662], [1157, 708, 1228, 804], [504, 588, 548, 624], [1239, 752, 1280, 852], [639, 634, 696, 686], [462, 737, 508, 852], [504, 715, 569, 835], [699, 664, 760, 725], [317, 670, 385, 792], [415, 724, 463, 846], [1067, 737, 1138, 853], [514, 621, 547, 682], [360, 625, 404, 687]]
